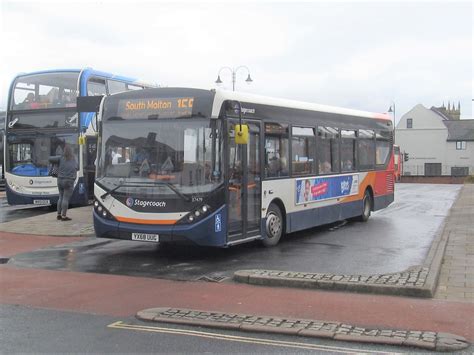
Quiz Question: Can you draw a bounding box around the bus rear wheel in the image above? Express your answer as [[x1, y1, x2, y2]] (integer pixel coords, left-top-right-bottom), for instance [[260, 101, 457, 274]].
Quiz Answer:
[[262, 203, 284, 247], [357, 190, 372, 222]]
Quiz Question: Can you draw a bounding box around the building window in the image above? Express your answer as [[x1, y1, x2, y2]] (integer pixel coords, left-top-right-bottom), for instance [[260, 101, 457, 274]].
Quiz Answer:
[[406, 118, 413, 129], [456, 141, 466, 150], [451, 167, 469, 176], [425, 163, 441, 176]]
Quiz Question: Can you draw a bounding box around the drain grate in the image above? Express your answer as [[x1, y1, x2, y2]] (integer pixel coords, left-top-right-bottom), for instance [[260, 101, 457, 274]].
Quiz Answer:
[[0, 257, 10, 264], [196, 275, 228, 283]]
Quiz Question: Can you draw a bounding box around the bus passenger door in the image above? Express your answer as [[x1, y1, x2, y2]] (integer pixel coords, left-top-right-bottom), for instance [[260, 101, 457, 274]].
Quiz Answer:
[[227, 120, 261, 243]]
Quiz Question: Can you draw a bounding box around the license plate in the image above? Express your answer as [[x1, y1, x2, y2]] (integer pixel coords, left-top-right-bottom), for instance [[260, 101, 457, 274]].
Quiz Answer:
[[131, 233, 160, 243], [33, 200, 50, 205]]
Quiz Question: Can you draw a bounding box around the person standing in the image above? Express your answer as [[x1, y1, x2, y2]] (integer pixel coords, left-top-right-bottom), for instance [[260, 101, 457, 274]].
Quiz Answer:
[[49, 145, 77, 221]]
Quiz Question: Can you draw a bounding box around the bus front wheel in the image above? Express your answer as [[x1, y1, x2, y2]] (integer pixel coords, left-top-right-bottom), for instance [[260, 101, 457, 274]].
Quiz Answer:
[[262, 203, 284, 247], [357, 190, 372, 222]]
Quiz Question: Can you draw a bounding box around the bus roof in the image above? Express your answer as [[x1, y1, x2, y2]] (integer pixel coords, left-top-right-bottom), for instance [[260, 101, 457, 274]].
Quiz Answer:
[[11, 68, 156, 88], [213, 89, 390, 121]]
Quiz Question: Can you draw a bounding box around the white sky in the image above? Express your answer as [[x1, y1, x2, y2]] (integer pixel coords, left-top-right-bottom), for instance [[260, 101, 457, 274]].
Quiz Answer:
[[0, 0, 472, 121]]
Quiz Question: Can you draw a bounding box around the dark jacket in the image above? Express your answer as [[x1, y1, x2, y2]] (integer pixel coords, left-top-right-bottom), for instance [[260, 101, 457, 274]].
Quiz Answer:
[[49, 155, 78, 180]]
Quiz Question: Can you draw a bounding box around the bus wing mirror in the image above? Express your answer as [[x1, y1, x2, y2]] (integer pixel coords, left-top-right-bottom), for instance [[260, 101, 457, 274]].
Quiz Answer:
[[77, 96, 103, 113], [234, 124, 249, 144]]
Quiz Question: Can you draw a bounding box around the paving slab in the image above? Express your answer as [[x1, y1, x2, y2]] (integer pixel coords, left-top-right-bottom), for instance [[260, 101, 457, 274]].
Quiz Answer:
[[0, 206, 94, 237]]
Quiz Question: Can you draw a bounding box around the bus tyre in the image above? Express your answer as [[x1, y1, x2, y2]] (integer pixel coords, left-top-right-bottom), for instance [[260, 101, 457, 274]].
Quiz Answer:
[[262, 203, 284, 247], [358, 190, 372, 222]]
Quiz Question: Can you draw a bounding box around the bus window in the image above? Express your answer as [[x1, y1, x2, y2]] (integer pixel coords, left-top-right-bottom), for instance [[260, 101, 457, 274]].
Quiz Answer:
[[358, 129, 375, 170], [317, 127, 339, 174], [376, 131, 392, 166], [12, 72, 79, 110], [126, 84, 144, 91], [88, 78, 106, 96], [341, 130, 357, 172], [265, 123, 289, 178], [108, 80, 127, 94], [291, 126, 315, 176]]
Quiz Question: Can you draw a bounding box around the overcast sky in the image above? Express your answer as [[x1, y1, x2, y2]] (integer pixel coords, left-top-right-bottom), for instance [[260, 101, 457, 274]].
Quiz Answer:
[[1, 0, 472, 121]]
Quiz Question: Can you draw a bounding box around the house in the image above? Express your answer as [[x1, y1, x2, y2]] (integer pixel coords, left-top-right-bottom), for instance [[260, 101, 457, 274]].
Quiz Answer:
[[395, 103, 474, 176]]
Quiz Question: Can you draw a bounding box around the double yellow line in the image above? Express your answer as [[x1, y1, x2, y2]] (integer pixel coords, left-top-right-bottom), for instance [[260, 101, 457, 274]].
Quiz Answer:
[[108, 321, 396, 354]]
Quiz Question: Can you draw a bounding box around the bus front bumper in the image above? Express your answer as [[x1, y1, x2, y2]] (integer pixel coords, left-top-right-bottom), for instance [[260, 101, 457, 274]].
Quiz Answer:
[[93, 205, 228, 247]]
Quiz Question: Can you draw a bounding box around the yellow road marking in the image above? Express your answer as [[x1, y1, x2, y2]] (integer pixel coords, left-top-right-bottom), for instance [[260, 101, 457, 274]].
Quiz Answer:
[[108, 321, 397, 354]]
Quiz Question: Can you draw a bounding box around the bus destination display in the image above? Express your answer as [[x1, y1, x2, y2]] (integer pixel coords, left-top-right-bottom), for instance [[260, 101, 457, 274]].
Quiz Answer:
[[117, 97, 194, 119]]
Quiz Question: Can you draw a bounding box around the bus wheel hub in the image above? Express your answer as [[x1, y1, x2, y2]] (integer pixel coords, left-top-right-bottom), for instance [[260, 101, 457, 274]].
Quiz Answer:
[[266, 213, 281, 238]]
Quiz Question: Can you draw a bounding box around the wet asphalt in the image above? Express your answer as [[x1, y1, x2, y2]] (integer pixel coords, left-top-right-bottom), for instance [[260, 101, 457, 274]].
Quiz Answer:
[[5, 184, 461, 282], [0, 194, 54, 223]]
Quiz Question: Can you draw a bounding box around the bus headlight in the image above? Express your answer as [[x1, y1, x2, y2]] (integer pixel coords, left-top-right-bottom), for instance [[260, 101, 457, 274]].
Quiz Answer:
[[93, 200, 116, 221], [178, 205, 211, 224]]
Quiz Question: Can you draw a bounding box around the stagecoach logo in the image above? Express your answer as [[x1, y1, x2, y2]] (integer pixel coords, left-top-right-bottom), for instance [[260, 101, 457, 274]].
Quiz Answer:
[[126, 197, 134, 207], [125, 197, 166, 208], [242, 107, 256, 115], [29, 179, 52, 185]]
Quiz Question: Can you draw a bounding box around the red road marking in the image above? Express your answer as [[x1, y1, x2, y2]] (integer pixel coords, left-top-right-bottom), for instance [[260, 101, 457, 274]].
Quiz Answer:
[[1, 265, 473, 341]]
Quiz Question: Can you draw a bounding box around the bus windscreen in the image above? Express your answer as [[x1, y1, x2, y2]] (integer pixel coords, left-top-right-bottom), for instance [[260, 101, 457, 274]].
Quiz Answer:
[[11, 72, 79, 111]]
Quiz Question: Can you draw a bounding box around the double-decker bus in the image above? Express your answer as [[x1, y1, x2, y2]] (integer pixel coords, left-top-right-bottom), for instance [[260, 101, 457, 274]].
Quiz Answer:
[[4, 68, 155, 206], [92, 88, 394, 247]]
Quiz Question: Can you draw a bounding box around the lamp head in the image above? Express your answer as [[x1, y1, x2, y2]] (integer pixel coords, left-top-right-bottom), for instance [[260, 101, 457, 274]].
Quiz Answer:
[[245, 74, 253, 84], [215, 75, 223, 85]]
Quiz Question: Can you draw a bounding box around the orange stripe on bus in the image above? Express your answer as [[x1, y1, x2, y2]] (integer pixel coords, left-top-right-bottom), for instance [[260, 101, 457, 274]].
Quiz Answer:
[[115, 216, 177, 225], [341, 172, 376, 203]]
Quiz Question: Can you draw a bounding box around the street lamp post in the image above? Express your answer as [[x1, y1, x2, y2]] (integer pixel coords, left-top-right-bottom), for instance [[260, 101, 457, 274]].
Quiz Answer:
[[215, 66, 253, 91], [388, 102, 396, 142]]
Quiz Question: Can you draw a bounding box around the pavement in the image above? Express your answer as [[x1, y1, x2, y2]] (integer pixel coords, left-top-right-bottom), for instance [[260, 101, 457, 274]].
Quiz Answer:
[[1, 184, 473, 352], [0, 205, 94, 237]]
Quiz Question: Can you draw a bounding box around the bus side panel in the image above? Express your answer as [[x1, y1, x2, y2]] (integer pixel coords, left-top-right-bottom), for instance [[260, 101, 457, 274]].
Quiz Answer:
[[374, 170, 394, 211], [261, 172, 371, 234]]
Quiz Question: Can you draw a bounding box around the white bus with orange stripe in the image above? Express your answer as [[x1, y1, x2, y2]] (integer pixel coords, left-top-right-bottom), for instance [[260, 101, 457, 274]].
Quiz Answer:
[[92, 88, 394, 247]]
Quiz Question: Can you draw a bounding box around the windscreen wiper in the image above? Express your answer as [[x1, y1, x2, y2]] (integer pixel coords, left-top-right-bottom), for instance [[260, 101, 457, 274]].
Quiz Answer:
[[99, 180, 191, 202], [100, 181, 130, 199], [133, 181, 191, 202]]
